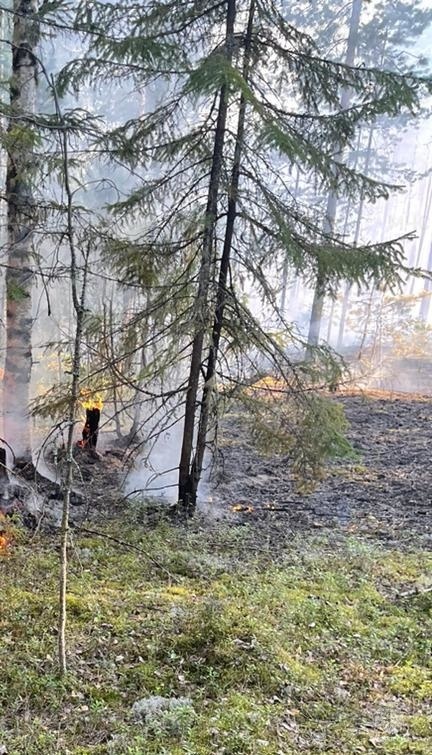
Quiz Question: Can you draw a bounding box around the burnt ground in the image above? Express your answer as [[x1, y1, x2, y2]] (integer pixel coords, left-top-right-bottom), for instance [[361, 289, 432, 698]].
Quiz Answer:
[[0, 446, 127, 531], [208, 391, 432, 550], [4, 393, 431, 551]]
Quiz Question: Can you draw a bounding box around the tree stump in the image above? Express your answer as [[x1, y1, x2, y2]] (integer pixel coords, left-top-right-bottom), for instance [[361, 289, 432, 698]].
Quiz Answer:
[[79, 408, 100, 451]]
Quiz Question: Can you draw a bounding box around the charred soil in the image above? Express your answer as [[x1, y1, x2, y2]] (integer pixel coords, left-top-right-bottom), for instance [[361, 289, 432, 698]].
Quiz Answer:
[[209, 390, 432, 550]]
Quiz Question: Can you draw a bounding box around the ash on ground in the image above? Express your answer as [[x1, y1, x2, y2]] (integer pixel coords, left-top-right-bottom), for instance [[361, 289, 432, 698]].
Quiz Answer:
[[204, 391, 432, 550], [1, 446, 127, 530]]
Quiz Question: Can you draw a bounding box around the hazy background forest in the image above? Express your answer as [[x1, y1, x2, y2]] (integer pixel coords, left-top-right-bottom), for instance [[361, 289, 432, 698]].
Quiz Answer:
[[0, 0, 432, 514], [0, 2, 432, 753]]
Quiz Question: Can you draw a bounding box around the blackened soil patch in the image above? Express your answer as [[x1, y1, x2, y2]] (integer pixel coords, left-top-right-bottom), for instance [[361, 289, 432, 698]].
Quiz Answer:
[[209, 391, 432, 549]]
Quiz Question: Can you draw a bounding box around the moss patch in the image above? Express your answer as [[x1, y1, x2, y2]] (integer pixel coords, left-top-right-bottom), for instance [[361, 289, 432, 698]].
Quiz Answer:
[[0, 522, 431, 754]]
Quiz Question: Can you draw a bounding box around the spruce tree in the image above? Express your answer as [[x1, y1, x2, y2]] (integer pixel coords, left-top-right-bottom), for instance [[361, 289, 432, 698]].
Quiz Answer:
[[52, 0, 432, 509]]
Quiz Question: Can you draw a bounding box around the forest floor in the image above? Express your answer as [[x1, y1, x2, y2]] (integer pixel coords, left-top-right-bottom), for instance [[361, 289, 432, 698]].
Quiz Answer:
[[0, 391, 431, 755], [208, 390, 432, 551]]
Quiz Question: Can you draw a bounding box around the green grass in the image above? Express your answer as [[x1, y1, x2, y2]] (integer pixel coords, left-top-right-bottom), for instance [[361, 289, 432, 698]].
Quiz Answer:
[[0, 518, 431, 754]]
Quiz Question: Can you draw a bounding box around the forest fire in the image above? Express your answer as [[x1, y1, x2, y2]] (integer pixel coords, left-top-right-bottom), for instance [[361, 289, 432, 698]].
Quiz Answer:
[[77, 391, 103, 450], [231, 503, 254, 513], [81, 391, 104, 412], [231, 503, 277, 514], [0, 514, 12, 554]]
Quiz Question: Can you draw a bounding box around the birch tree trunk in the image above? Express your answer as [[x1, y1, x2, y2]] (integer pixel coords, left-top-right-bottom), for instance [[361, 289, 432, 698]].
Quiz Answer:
[[0, 2, 12, 421], [336, 123, 374, 351], [419, 240, 432, 322], [4, 0, 39, 462], [177, 0, 236, 513], [306, 0, 362, 355]]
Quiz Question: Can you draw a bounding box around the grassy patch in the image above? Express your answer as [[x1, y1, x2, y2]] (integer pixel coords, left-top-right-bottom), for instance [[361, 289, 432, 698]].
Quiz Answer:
[[0, 520, 431, 754]]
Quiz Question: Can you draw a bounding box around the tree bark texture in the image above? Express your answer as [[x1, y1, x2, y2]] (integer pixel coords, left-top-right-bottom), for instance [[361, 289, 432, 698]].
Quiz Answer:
[[4, 0, 39, 461]]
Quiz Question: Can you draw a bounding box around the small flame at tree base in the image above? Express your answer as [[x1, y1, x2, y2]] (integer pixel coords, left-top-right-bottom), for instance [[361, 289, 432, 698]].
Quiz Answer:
[[231, 503, 254, 513], [77, 391, 103, 450]]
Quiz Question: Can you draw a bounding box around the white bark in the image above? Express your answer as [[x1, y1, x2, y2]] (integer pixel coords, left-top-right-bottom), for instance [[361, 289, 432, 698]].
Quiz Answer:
[[4, 0, 39, 461], [306, 0, 363, 354]]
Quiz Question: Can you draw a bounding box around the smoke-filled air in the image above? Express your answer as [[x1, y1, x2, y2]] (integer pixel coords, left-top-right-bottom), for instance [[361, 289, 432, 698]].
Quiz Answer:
[[1, 0, 432, 751]]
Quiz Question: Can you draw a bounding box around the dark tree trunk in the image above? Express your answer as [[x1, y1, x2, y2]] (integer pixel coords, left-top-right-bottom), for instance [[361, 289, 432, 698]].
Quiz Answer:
[[185, 0, 256, 512], [0, 447, 9, 503], [81, 408, 100, 450], [178, 0, 236, 512]]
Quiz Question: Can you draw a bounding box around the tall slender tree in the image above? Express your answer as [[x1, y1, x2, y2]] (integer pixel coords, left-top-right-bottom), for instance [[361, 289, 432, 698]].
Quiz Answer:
[[184, 0, 256, 512], [178, 0, 236, 511], [3, 0, 39, 463], [306, 0, 363, 355]]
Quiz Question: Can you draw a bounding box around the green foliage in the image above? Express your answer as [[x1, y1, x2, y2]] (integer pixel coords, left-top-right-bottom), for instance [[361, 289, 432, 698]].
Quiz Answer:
[[0, 122, 41, 153], [7, 0, 431, 515], [239, 382, 354, 485], [55, 0, 432, 302], [30, 382, 75, 418], [101, 237, 158, 287], [30, 0, 432, 489], [293, 394, 356, 475]]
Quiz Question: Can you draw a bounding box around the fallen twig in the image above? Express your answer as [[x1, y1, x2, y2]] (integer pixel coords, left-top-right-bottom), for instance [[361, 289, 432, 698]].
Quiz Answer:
[[395, 585, 432, 600]]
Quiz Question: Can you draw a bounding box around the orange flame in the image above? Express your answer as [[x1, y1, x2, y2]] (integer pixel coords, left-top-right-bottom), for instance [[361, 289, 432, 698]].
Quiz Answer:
[[0, 514, 12, 554], [231, 504, 254, 513], [80, 390, 104, 411]]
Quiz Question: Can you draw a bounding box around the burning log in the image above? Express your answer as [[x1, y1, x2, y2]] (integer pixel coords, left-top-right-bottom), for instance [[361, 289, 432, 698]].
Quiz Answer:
[[77, 392, 103, 452], [80, 408, 100, 449]]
